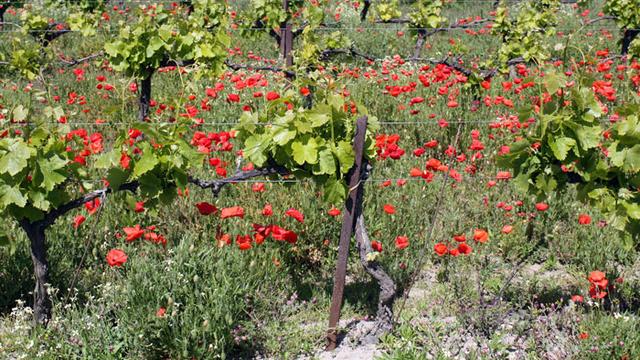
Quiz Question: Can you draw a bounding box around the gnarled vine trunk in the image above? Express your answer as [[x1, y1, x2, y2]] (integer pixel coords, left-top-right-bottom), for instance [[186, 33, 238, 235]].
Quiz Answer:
[[138, 72, 153, 122], [350, 163, 397, 344], [354, 214, 397, 344], [360, 0, 371, 22], [413, 29, 427, 59], [20, 221, 52, 326], [622, 29, 639, 55]]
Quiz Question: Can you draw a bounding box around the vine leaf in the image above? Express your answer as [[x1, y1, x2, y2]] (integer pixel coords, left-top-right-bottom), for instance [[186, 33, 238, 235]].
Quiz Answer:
[[38, 155, 68, 191], [624, 144, 640, 172], [548, 137, 575, 161], [291, 138, 319, 165], [0, 185, 28, 208], [133, 146, 159, 178], [0, 139, 33, 176]]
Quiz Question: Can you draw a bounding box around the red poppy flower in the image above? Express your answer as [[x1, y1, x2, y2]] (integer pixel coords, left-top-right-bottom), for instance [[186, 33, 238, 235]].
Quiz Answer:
[[434, 243, 448, 256], [535, 202, 549, 211], [409, 168, 423, 177], [588, 270, 609, 299], [496, 171, 511, 180], [300, 87, 311, 96], [84, 198, 101, 215], [409, 96, 424, 105], [371, 240, 383, 252], [120, 152, 131, 169], [395, 236, 409, 250], [128, 128, 142, 139], [156, 307, 166, 317], [383, 204, 396, 214], [266, 92, 280, 101], [236, 234, 252, 250], [424, 140, 438, 148], [457, 242, 472, 255], [221, 206, 245, 219], [252, 223, 272, 243], [134, 201, 145, 213], [501, 225, 513, 234], [285, 208, 304, 223], [473, 229, 489, 243], [571, 295, 584, 303], [578, 214, 591, 225], [252, 182, 265, 193], [123, 224, 145, 242], [262, 203, 273, 216], [106, 249, 127, 267], [589, 284, 607, 299], [73, 215, 86, 229], [588, 271, 607, 287], [453, 234, 466, 242], [195, 202, 218, 216], [328, 207, 341, 217], [271, 225, 298, 243]]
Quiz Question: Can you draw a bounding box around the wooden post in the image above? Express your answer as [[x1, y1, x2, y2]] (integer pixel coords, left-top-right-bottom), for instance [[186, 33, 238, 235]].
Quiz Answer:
[[326, 116, 368, 350], [280, 0, 293, 70]]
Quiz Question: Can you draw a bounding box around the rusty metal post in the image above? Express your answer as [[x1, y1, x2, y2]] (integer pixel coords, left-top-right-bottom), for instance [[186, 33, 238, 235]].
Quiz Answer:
[[326, 116, 368, 350], [280, 0, 294, 70]]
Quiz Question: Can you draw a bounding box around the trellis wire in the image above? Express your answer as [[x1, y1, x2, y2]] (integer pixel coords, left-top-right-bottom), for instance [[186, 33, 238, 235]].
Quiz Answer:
[[0, 119, 515, 127], [0, 24, 630, 33], [63, 174, 505, 186]]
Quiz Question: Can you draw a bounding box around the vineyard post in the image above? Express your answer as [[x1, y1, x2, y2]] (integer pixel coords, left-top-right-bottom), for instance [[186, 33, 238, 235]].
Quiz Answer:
[[280, 0, 293, 70], [326, 116, 368, 350]]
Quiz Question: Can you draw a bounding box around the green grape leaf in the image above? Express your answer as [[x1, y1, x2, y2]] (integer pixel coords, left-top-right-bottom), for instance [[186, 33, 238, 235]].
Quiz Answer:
[[0, 185, 27, 208], [12, 105, 28, 122], [317, 147, 337, 175], [623, 144, 640, 173], [333, 141, 355, 174], [272, 127, 296, 146], [0, 139, 33, 176], [548, 137, 576, 161], [291, 138, 319, 165], [133, 147, 159, 178], [574, 126, 601, 150], [106, 167, 130, 191], [38, 155, 68, 191], [244, 135, 268, 167], [0, 230, 10, 247], [29, 190, 50, 211], [323, 178, 346, 204]]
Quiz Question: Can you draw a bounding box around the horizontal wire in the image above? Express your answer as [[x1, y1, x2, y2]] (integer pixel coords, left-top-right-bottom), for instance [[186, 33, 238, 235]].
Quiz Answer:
[[0, 0, 576, 4], [0, 25, 627, 33], [0, 119, 517, 127], [70, 174, 503, 186]]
